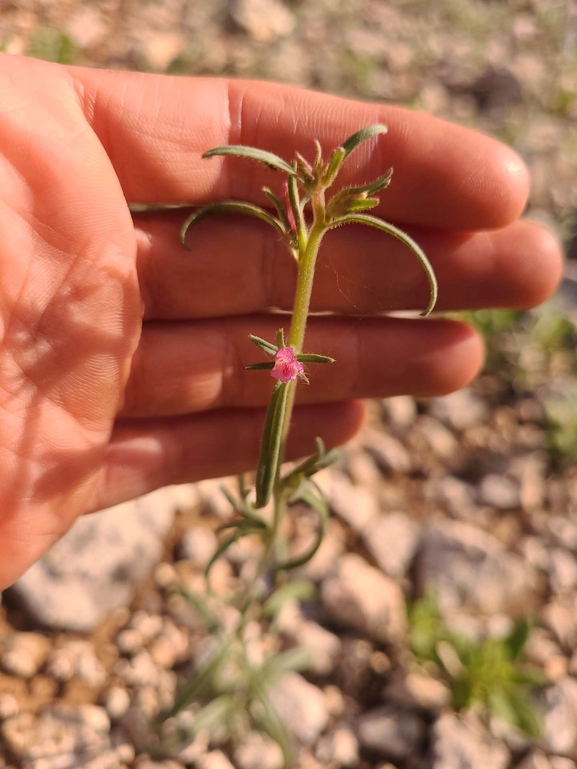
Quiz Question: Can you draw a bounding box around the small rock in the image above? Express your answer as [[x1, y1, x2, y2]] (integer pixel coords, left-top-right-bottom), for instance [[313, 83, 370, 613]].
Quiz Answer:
[[552, 758, 577, 769], [384, 672, 451, 711], [103, 687, 130, 721], [548, 516, 577, 550], [357, 706, 425, 760], [431, 712, 510, 769], [177, 527, 218, 568], [45, 640, 107, 687], [549, 549, 577, 592], [115, 650, 160, 688], [228, 0, 296, 43], [430, 389, 488, 431], [8, 487, 178, 631], [364, 431, 412, 474], [479, 474, 521, 510], [116, 629, 144, 656], [416, 416, 458, 459], [294, 620, 341, 676], [382, 396, 417, 428], [149, 636, 178, 670], [0, 694, 18, 720], [197, 751, 235, 769], [517, 753, 552, 769], [296, 519, 345, 582], [1, 633, 51, 678], [520, 536, 550, 571], [316, 728, 359, 768], [416, 520, 535, 614], [322, 554, 407, 643], [363, 512, 419, 578], [269, 673, 328, 746], [327, 472, 378, 534], [428, 476, 477, 517], [543, 599, 577, 648], [142, 32, 185, 71], [323, 686, 345, 718], [544, 677, 577, 754], [234, 732, 284, 769]]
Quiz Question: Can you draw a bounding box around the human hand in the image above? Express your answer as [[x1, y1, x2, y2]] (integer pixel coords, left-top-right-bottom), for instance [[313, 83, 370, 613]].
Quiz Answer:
[[0, 55, 561, 589]]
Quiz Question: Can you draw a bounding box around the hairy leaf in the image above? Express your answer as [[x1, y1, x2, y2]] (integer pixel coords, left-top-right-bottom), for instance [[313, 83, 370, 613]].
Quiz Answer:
[[181, 201, 285, 247], [341, 123, 388, 158], [203, 145, 296, 175]]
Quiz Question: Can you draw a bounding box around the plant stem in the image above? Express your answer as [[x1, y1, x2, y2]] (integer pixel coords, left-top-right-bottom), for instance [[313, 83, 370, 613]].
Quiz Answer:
[[268, 199, 327, 560]]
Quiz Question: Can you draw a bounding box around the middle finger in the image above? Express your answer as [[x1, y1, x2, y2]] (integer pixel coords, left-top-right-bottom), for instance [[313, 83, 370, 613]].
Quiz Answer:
[[135, 211, 561, 320]]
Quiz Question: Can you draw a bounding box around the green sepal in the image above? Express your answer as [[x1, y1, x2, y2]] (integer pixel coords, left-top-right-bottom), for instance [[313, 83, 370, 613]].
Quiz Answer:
[[255, 381, 290, 508], [341, 123, 388, 158], [323, 146, 347, 186], [296, 353, 335, 364], [345, 197, 379, 213], [181, 201, 285, 248], [248, 334, 277, 356], [245, 362, 275, 371], [330, 213, 438, 316], [326, 169, 393, 217], [276, 328, 287, 349], [202, 145, 296, 175]]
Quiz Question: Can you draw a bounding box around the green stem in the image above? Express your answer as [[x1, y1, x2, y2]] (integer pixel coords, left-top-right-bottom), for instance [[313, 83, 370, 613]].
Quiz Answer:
[[268, 199, 327, 560], [238, 195, 327, 620]]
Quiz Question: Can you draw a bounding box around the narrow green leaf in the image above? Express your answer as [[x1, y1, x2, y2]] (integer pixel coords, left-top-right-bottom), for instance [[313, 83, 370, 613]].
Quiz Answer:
[[331, 213, 438, 316], [487, 688, 519, 727], [365, 168, 393, 193], [504, 616, 532, 661], [245, 362, 275, 371], [168, 584, 222, 634], [181, 201, 285, 248], [287, 173, 305, 240], [262, 579, 316, 620], [262, 646, 313, 683], [276, 328, 287, 349], [500, 687, 543, 737], [255, 382, 290, 508], [263, 187, 292, 233], [188, 694, 237, 737], [341, 123, 388, 158], [203, 145, 296, 175], [163, 639, 233, 718], [219, 484, 268, 527], [296, 353, 335, 364], [251, 677, 295, 768], [276, 483, 328, 570], [248, 334, 278, 356], [205, 530, 244, 582], [323, 146, 347, 186]]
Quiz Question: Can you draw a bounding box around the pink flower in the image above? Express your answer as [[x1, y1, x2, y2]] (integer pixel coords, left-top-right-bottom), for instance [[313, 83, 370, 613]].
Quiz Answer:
[[270, 347, 304, 383]]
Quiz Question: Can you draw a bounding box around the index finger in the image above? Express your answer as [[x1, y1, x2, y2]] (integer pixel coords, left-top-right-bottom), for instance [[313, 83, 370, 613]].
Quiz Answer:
[[68, 65, 529, 230]]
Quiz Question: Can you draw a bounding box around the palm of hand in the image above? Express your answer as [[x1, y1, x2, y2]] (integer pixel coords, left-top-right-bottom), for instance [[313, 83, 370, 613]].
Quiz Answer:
[[0, 62, 141, 582]]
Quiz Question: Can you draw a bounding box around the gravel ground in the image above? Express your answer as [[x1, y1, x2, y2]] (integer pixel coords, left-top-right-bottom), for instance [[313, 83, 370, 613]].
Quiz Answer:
[[1, 2, 577, 768]]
